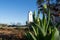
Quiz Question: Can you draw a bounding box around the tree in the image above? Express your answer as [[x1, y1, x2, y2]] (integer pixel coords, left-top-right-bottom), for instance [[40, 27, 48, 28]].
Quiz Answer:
[[37, 0, 60, 24], [16, 22, 21, 26], [37, 0, 60, 16]]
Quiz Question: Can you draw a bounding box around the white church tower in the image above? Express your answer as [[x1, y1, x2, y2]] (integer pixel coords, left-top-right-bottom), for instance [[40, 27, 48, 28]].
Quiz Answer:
[[28, 11, 33, 23]]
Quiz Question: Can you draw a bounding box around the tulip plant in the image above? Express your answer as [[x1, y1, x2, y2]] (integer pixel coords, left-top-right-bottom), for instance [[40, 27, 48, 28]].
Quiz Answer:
[[26, 4, 60, 40]]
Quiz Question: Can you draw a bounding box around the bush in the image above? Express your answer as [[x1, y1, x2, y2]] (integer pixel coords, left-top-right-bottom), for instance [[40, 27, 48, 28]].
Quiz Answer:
[[26, 4, 60, 40]]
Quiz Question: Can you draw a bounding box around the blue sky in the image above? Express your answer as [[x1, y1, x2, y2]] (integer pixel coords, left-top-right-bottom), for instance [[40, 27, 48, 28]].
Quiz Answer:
[[0, 0, 38, 25]]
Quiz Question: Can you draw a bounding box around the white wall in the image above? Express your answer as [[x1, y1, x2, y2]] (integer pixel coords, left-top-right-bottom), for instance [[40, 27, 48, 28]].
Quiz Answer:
[[28, 11, 33, 23]]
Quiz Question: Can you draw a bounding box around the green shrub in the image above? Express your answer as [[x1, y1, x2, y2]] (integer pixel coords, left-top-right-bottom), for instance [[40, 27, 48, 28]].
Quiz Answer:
[[26, 4, 60, 40]]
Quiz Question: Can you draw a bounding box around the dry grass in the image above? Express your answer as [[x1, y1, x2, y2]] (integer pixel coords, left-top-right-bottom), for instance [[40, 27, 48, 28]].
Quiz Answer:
[[0, 27, 29, 40]]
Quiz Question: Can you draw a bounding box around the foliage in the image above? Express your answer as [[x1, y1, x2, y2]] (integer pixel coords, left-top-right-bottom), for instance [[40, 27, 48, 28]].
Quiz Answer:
[[26, 4, 60, 40], [37, 0, 60, 17], [37, 0, 58, 10]]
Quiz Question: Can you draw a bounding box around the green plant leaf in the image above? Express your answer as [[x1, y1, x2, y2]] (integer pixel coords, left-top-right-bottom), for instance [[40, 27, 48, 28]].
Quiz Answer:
[[42, 12, 46, 31], [51, 27, 59, 40], [34, 23, 46, 36], [29, 32, 37, 40], [32, 26, 37, 36], [46, 9, 50, 32], [33, 11, 36, 23]]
